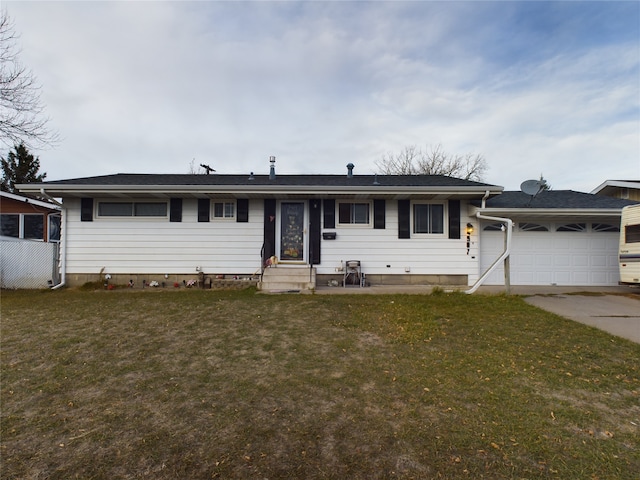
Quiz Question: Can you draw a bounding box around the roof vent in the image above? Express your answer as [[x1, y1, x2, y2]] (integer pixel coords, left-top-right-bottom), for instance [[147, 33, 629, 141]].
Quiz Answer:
[[269, 156, 276, 180], [248, 172, 254, 180], [347, 163, 354, 178]]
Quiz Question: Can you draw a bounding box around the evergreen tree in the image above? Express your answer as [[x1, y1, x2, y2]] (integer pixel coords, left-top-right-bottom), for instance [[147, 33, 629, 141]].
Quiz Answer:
[[1, 143, 46, 193]]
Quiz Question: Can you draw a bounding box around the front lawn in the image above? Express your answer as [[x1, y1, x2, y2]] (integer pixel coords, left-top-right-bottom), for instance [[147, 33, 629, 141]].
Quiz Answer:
[[1, 289, 638, 479]]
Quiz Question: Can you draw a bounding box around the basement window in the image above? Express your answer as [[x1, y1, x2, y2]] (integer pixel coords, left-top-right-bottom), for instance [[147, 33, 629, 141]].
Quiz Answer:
[[98, 202, 167, 217]]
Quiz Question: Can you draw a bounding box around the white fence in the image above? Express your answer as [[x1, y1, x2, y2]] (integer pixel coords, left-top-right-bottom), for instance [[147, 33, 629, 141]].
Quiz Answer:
[[0, 238, 59, 289]]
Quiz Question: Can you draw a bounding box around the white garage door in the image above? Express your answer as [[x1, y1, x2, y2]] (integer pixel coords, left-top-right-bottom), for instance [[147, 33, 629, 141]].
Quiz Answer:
[[480, 221, 620, 286]]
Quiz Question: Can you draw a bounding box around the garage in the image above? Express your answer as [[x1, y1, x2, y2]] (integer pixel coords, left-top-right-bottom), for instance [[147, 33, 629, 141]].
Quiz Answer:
[[479, 220, 621, 286]]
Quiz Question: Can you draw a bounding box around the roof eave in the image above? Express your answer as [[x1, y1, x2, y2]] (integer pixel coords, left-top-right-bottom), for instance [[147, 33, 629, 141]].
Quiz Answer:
[[20, 183, 503, 199]]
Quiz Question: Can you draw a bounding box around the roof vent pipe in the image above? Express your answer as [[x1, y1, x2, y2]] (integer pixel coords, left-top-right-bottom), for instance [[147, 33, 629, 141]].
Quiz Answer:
[[347, 163, 354, 178], [269, 156, 276, 180]]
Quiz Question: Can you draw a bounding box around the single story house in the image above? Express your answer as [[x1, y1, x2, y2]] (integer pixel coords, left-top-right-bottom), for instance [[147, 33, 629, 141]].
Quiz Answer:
[[18, 163, 638, 290]]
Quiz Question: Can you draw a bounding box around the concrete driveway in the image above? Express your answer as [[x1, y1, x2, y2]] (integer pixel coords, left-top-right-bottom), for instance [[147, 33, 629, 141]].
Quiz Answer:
[[524, 292, 640, 344]]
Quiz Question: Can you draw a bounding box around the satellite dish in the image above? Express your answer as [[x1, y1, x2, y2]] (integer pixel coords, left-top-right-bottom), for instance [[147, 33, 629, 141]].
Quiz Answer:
[[520, 179, 543, 196]]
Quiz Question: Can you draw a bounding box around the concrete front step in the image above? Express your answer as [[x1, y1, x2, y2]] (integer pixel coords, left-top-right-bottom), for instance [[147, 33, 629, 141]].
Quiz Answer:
[[259, 266, 316, 292]]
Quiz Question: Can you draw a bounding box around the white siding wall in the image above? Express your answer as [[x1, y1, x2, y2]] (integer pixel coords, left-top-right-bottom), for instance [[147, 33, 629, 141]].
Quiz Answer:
[[316, 200, 480, 284], [63, 197, 480, 284], [64, 198, 264, 275]]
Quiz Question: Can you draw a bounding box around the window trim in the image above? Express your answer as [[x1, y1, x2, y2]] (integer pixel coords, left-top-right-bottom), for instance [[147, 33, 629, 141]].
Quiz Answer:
[[0, 213, 45, 241], [212, 200, 236, 220], [411, 201, 446, 236], [337, 201, 372, 227]]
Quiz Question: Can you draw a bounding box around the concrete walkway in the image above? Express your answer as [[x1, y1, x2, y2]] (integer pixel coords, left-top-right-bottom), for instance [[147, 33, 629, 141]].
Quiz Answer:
[[524, 293, 640, 344]]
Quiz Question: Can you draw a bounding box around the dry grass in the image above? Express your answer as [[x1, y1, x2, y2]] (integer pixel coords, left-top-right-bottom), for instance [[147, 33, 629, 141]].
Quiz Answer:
[[1, 288, 639, 479]]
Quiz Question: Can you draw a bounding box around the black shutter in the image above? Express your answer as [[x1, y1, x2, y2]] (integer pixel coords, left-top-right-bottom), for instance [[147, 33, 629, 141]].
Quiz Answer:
[[197, 199, 210, 222], [309, 200, 321, 265], [448, 199, 460, 239], [237, 199, 249, 222], [373, 199, 385, 229], [80, 198, 93, 222], [170, 198, 182, 222], [323, 199, 335, 229], [263, 199, 276, 262], [398, 199, 410, 239]]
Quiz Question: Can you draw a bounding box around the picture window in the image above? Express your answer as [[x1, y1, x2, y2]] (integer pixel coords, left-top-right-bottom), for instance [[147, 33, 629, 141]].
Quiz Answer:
[[412, 203, 444, 234]]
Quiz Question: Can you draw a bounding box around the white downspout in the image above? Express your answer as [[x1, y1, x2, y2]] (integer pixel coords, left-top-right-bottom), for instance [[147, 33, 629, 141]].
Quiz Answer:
[[40, 189, 66, 289], [465, 191, 513, 294]]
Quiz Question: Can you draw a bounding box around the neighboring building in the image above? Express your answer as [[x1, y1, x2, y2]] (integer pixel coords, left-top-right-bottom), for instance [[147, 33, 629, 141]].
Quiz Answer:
[[1, 191, 62, 289], [18, 165, 638, 290], [591, 180, 640, 201], [0, 191, 61, 242]]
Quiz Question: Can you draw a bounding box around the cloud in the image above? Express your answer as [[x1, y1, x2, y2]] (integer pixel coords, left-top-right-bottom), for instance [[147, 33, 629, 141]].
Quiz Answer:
[[5, 1, 639, 192]]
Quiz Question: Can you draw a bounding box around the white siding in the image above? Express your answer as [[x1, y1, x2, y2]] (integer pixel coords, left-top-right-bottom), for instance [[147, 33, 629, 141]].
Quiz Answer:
[[64, 198, 264, 275], [316, 200, 480, 284], [63, 197, 480, 283]]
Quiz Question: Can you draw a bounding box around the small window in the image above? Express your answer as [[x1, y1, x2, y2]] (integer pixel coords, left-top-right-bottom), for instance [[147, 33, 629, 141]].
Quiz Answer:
[[1, 214, 19, 237], [592, 223, 619, 232], [213, 201, 235, 219], [413, 203, 444, 234], [556, 223, 586, 232], [483, 223, 504, 231], [23, 214, 44, 240], [625, 224, 640, 244], [338, 202, 370, 225], [519, 223, 548, 232]]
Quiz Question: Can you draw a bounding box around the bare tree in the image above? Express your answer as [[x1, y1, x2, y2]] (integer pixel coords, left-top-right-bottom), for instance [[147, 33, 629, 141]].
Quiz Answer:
[[375, 144, 488, 181], [0, 11, 57, 149]]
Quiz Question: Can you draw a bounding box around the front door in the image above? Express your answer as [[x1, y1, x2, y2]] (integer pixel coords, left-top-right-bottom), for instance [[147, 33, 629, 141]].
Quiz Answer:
[[278, 201, 307, 263]]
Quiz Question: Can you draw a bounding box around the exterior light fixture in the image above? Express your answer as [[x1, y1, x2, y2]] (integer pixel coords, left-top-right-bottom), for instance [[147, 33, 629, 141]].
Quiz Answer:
[[466, 223, 474, 255]]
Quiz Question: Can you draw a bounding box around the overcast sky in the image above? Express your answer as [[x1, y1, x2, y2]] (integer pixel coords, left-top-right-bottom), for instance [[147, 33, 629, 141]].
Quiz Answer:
[[5, 1, 640, 191]]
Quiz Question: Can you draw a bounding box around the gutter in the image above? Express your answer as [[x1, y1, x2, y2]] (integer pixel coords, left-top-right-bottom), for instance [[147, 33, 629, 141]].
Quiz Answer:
[[40, 189, 66, 289], [465, 195, 513, 294]]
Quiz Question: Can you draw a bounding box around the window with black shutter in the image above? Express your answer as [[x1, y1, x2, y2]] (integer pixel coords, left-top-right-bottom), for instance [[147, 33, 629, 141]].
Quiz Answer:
[[373, 199, 385, 229], [323, 199, 335, 229], [398, 200, 410, 239], [81, 198, 93, 222], [170, 198, 182, 222], [236, 199, 249, 223], [197, 199, 210, 222]]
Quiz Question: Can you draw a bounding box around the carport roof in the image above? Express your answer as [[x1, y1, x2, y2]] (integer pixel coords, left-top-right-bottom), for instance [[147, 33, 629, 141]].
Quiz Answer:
[[471, 190, 639, 219], [477, 190, 639, 209]]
